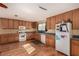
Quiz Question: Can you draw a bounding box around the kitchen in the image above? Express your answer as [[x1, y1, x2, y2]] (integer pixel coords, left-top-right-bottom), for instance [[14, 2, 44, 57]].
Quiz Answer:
[[0, 3, 79, 56]]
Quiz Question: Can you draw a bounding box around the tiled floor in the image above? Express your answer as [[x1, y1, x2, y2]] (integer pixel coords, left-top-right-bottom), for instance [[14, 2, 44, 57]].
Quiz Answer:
[[0, 41, 65, 56]]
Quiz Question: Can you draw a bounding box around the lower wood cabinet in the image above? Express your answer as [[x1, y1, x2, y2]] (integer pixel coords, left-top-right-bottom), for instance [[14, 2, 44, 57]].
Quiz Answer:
[[0, 34, 8, 44], [71, 39, 79, 56], [0, 33, 19, 44], [46, 34, 55, 48], [26, 33, 41, 41], [8, 33, 19, 43]]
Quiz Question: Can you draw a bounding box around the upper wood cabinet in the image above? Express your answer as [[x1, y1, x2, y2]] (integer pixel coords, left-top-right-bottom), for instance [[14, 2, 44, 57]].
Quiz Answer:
[[8, 19, 14, 29], [22, 21, 26, 26], [51, 16, 56, 29], [46, 17, 51, 30], [14, 20, 19, 29], [25, 21, 28, 29], [63, 11, 73, 22], [0, 18, 9, 29], [19, 20, 23, 26], [55, 14, 63, 24], [73, 8, 79, 29], [32, 22, 38, 29], [28, 21, 32, 29]]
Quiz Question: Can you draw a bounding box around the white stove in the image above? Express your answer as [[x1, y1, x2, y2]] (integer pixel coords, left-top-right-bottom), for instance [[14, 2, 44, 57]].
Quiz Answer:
[[19, 26, 26, 41]]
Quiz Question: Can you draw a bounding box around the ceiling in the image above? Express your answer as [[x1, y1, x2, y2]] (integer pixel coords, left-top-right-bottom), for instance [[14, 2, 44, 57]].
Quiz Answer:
[[0, 3, 79, 22]]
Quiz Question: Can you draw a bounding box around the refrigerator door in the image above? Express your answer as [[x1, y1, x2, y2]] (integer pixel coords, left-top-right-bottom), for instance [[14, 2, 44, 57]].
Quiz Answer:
[[56, 32, 70, 56]]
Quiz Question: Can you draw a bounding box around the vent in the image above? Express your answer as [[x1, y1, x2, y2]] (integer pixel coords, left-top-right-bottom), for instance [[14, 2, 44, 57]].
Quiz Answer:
[[39, 6, 47, 11]]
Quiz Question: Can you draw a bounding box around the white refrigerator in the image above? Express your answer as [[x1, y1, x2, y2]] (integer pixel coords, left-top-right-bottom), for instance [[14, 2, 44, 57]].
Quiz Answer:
[[55, 22, 72, 56]]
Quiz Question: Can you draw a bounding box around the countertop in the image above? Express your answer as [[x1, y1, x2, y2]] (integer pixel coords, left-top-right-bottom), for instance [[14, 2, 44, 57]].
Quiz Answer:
[[38, 31, 79, 40]]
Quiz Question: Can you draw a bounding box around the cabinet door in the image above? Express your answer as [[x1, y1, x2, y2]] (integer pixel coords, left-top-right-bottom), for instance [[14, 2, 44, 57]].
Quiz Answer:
[[14, 20, 19, 29], [63, 11, 73, 22], [46, 17, 51, 30], [14, 33, 19, 41], [8, 34, 14, 42], [28, 22, 32, 29], [46, 34, 55, 48], [73, 8, 79, 29], [71, 44, 79, 56], [22, 21, 26, 26], [71, 40, 79, 56], [19, 20, 23, 26], [51, 16, 56, 29], [32, 22, 38, 29], [1, 19, 9, 29], [25, 21, 28, 29], [0, 34, 8, 44], [8, 33, 19, 43], [55, 14, 63, 24], [8, 19, 14, 29]]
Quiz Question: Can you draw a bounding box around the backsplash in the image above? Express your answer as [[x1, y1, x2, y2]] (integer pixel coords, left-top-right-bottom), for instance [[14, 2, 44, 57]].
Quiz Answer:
[[0, 28, 37, 34], [0, 29, 18, 34], [47, 29, 79, 35], [0, 28, 79, 35], [72, 30, 79, 35]]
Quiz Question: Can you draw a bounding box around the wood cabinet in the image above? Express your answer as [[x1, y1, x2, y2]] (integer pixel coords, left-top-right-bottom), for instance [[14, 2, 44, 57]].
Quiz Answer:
[[51, 16, 56, 29], [0, 18, 9, 29], [14, 20, 19, 29], [46, 17, 51, 30], [8, 33, 19, 43], [25, 21, 29, 29], [0, 33, 19, 44], [0, 34, 8, 44], [28, 21, 32, 29], [8, 19, 14, 29], [32, 22, 38, 29], [73, 8, 79, 29], [63, 11, 73, 22], [27, 33, 41, 41], [71, 39, 79, 56], [8, 34, 14, 42], [46, 34, 55, 48], [55, 14, 63, 24], [19, 20, 23, 26], [22, 21, 26, 26]]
